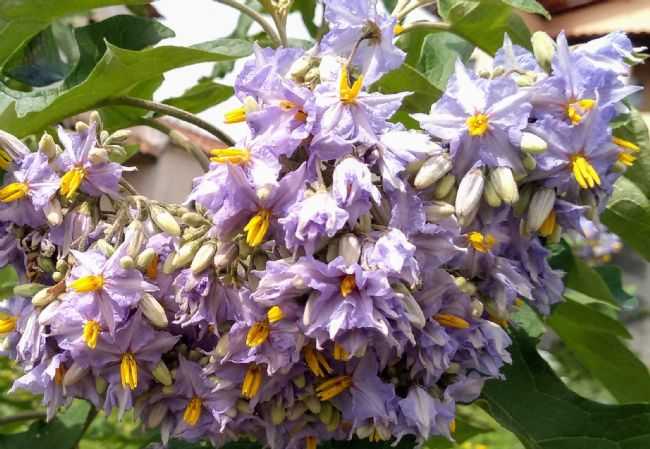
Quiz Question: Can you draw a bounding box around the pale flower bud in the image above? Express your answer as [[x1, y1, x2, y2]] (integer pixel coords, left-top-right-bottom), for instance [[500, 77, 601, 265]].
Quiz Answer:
[[32, 282, 66, 307], [455, 169, 484, 226], [89, 147, 109, 165], [44, 199, 63, 226], [150, 204, 181, 237], [531, 31, 556, 72], [172, 240, 202, 270], [393, 282, 425, 329], [14, 283, 46, 298], [483, 180, 502, 208], [152, 360, 173, 386], [39, 132, 58, 159], [95, 239, 115, 257], [62, 362, 88, 387], [424, 201, 455, 223], [147, 403, 168, 429], [470, 299, 485, 318], [433, 174, 456, 200], [191, 241, 217, 274], [213, 242, 238, 271], [127, 221, 145, 258], [140, 293, 168, 328], [95, 376, 108, 395], [136, 248, 156, 270], [181, 212, 207, 227], [413, 153, 452, 190], [526, 188, 555, 233], [513, 184, 533, 218], [338, 233, 361, 266], [520, 132, 548, 154], [490, 167, 519, 204], [522, 152, 537, 171], [119, 256, 135, 269], [304, 395, 321, 414], [271, 400, 286, 425]]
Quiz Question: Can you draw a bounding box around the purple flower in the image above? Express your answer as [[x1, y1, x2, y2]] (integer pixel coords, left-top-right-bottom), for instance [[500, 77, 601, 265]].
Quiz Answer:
[[280, 190, 348, 256], [332, 157, 381, 226], [494, 33, 542, 75], [397, 386, 455, 441], [414, 60, 532, 177], [0, 152, 59, 226], [56, 123, 125, 199], [320, 0, 405, 84], [363, 228, 420, 287], [575, 32, 642, 76], [235, 44, 304, 100], [48, 201, 95, 255], [0, 296, 33, 361]]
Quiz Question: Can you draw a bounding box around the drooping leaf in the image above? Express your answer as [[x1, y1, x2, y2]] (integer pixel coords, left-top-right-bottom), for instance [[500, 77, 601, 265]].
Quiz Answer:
[[0, 0, 152, 68], [163, 80, 234, 114], [481, 328, 650, 449], [593, 265, 638, 311], [0, 400, 92, 449], [500, 0, 550, 19], [416, 32, 474, 92], [0, 38, 253, 137], [99, 77, 163, 131], [0, 265, 18, 300]]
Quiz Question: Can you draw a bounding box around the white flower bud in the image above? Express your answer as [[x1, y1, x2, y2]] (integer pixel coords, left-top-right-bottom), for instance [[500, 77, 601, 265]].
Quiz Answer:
[[470, 299, 484, 318], [424, 201, 455, 223], [150, 204, 181, 237], [522, 152, 537, 171], [38, 132, 58, 159], [62, 362, 88, 387], [75, 121, 89, 133], [172, 240, 202, 270], [105, 129, 131, 145], [89, 147, 109, 165], [136, 248, 156, 270], [213, 242, 237, 271], [215, 334, 230, 358], [44, 199, 63, 226], [181, 212, 207, 227], [290, 54, 314, 79], [140, 293, 168, 328], [413, 153, 452, 190], [318, 402, 333, 424], [147, 403, 168, 429], [526, 188, 555, 233], [191, 241, 217, 274], [393, 282, 425, 329], [490, 167, 519, 204], [127, 221, 145, 258], [119, 256, 135, 269], [14, 283, 46, 297], [95, 239, 115, 257], [338, 233, 361, 266], [256, 184, 273, 203], [520, 132, 548, 154], [304, 395, 321, 414], [455, 169, 484, 227], [162, 251, 177, 274], [152, 360, 173, 386], [531, 31, 556, 72], [483, 180, 502, 208], [33, 282, 65, 307], [271, 401, 286, 425], [288, 402, 308, 421], [433, 174, 456, 200]]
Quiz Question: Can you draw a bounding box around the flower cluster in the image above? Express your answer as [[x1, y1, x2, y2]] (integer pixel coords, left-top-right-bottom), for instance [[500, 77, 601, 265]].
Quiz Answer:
[[0, 1, 643, 448]]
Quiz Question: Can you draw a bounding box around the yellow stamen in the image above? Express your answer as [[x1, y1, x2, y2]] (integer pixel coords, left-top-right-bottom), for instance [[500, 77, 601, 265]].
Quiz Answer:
[[0, 313, 17, 334], [433, 313, 470, 330], [339, 275, 356, 298], [304, 345, 333, 377], [82, 320, 101, 349], [566, 98, 596, 125], [618, 152, 637, 166], [54, 366, 65, 385], [333, 343, 349, 361], [393, 23, 405, 36], [515, 298, 525, 308], [146, 254, 159, 280], [369, 428, 386, 442], [183, 396, 203, 427], [210, 148, 251, 165], [613, 137, 640, 152], [60, 167, 86, 200], [0, 182, 29, 203], [69, 275, 104, 293], [224, 106, 247, 124], [0, 148, 12, 170], [315, 375, 352, 401], [339, 66, 364, 104], [279, 100, 298, 111], [306, 436, 318, 449], [267, 306, 284, 323], [538, 210, 557, 237], [120, 352, 138, 390], [242, 365, 263, 399], [570, 154, 600, 189], [246, 320, 270, 347], [466, 113, 489, 137], [244, 209, 271, 247], [450, 418, 457, 434], [467, 232, 496, 253]]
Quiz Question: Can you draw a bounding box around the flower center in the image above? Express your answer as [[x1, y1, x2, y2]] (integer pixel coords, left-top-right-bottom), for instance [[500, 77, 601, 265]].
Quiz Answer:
[[244, 209, 272, 247], [246, 320, 270, 348], [566, 98, 596, 125], [70, 275, 105, 293], [306, 436, 318, 449], [570, 154, 601, 189], [210, 148, 251, 165], [339, 66, 364, 104], [339, 274, 356, 298], [333, 342, 349, 361], [267, 305, 284, 323], [120, 352, 138, 391], [467, 231, 496, 253], [224, 106, 247, 124], [242, 365, 263, 399], [60, 167, 86, 200], [0, 148, 12, 170], [304, 345, 333, 377], [613, 137, 640, 167], [0, 182, 29, 203], [82, 320, 101, 349], [54, 365, 65, 385], [316, 375, 352, 401], [466, 113, 489, 137], [538, 210, 557, 237], [0, 313, 17, 334], [433, 313, 470, 329], [183, 396, 203, 427]]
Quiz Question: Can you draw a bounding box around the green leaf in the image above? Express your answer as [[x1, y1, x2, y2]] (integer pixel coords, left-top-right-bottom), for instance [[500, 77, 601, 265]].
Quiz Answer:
[[482, 328, 650, 449], [0, 0, 152, 68], [374, 63, 441, 113], [163, 80, 234, 114], [0, 400, 92, 449], [547, 299, 650, 404], [602, 176, 650, 261], [0, 38, 253, 137], [615, 108, 650, 197], [593, 265, 638, 311], [500, 0, 550, 19], [99, 76, 163, 131], [0, 265, 18, 300], [416, 32, 474, 92], [511, 301, 546, 338], [292, 0, 320, 38]]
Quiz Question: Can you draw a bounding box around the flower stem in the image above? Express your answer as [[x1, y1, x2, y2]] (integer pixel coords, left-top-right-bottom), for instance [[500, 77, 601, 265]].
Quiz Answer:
[[397, 20, 451, 36], [102, 96, 235, 147], [0, 411, 46, 426], [216, 0, 282, 47], [141, 119, 211, 173]]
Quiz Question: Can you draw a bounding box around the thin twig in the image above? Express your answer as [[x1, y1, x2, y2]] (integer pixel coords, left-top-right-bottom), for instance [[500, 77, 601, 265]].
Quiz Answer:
[[102, 96, 235, 147], [141, 118, 211, 173], [0, 411, 47, 426], [397, 0, 437, 19], [216, 0, 282, 47], [396, 20, 451, 36]]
